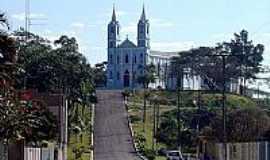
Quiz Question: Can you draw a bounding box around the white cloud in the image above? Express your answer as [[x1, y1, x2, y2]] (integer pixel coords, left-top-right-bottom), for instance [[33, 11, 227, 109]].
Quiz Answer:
[[151, 41, 196, 52], [12, 13, 47, 21], [151, 18, 174, 28], [117, 11, 127, 17], [121, 23, 137, 36], [71, 22, 85, 29], [211, 33, 233, 41]]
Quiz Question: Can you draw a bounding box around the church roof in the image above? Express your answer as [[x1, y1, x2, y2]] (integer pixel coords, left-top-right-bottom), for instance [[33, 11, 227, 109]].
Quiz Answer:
[[118, 39, 137, 48], [112, 5, 116, 21], [150, 50, 179, 59], [140, 5, 146, 21]]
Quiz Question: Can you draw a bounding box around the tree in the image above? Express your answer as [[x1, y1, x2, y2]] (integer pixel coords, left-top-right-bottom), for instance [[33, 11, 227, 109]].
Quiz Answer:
[[0, 20, 56, 159], [225, 30, 264, 94], [137, 63, 156, 131], [93, 61, 107, 87], [0, 12, 9, 30], [170, 30, 264, 93], [204, 107, 270, 142], [13, 30, 96, 143], [137, 63, 156, 89]]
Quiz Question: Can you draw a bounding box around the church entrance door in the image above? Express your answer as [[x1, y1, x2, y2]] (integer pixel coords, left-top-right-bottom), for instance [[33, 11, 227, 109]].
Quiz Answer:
[[124, 70, 130, 87]]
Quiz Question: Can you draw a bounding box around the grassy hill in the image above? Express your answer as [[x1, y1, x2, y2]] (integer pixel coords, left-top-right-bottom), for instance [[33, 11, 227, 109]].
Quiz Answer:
[[127, 90, 261, 160]]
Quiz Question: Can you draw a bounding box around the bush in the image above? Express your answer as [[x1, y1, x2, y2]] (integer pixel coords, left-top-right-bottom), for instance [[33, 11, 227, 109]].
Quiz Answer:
[[143, 148, 156, 160], [129, 115, 141, 123], [135, 133, 146, 151]]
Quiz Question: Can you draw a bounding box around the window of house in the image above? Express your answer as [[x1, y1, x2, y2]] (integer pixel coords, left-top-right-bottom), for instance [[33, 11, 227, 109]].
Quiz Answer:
[[134, 56, 137, 64], [140, 53, 143, 63], [125, 54, 129, 63]]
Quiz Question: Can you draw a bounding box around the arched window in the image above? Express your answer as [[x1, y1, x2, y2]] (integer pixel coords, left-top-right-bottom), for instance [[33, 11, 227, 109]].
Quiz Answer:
[[117, 55, 120, 64], [140, 53, 143, 63], [109, 54, 113, 64], [134, 56, 137, 64], [125, 54, 129, 63], [117, 72, 120, 80], [110, 27, 115, 34], [109, 71, 113, 79], [157, 62, 161, 77]]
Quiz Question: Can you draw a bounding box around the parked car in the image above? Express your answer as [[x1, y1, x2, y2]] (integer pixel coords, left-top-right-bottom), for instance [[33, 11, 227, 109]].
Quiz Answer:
[[157, 148, 167, 156], [166, 150, 183, 160]]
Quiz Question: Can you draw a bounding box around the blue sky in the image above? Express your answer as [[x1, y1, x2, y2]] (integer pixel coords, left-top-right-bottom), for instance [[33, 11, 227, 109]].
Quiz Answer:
[[1, 0, 270, 66]]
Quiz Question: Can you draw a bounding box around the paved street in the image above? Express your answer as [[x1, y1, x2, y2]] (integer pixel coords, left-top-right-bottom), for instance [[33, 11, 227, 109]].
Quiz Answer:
[[94, 90, 140, 160]]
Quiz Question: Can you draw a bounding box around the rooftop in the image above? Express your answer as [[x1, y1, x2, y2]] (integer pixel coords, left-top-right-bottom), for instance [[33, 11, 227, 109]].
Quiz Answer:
[[150, 50, 179, 58], [118, 38, 137, 48]]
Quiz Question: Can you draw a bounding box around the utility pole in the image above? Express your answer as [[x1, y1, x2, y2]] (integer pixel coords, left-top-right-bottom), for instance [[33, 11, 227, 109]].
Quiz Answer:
[[152, 96, 157, 150], [221, 55, 227, 160], [199, 53, 229, 160], [176, 66, 182, 150], [25, 0, 30, 41]]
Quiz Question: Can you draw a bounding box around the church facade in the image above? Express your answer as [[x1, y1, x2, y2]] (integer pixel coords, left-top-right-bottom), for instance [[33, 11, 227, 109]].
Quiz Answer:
[[106, 6, 202, 90]]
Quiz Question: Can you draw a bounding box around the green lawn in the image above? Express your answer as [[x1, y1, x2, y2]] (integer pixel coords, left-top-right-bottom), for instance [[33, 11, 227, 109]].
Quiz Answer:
[[127, 90, 256, 159], [128, 93, 172, 159], [67, 132, 91, 160]]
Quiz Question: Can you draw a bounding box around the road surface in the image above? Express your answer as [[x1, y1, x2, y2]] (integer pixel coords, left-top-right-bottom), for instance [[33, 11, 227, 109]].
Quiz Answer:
[[94, 90, 140, 160]]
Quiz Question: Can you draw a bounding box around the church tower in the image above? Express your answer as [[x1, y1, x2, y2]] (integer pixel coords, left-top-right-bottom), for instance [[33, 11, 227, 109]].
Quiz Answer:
[[108, 5, 120, 48], [137, 5, 150, 48]]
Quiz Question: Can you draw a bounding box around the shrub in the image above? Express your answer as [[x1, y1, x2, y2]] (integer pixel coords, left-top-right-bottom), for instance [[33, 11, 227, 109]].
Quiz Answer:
[[143, 148, 156, 160]]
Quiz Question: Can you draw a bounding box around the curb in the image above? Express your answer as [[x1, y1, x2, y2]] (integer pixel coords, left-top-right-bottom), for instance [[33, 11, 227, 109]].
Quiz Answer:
[[125, 100, 148, 160], [90, 103, 95, 160]]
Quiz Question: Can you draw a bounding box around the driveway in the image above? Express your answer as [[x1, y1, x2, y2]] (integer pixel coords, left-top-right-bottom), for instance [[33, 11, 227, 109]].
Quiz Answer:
[[94, 90, 140, 160]]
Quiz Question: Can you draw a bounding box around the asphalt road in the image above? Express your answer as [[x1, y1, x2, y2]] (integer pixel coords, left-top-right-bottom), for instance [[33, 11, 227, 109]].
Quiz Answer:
[[94, 90, 140, 160]]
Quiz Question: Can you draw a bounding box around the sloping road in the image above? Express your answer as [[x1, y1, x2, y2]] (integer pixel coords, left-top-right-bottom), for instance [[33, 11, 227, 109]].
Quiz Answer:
[[94, 90, 140, 160]]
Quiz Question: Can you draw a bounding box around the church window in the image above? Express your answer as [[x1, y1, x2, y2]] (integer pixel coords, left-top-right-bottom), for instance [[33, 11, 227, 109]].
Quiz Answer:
[[157, 62, 161, 77], [109, 71, 113, 79], [110, 27, 115, 34], [117, 55, 120, 64], [147, 25, 149, 34], [140, 26, 144, 34], [134, 56, 137, 64], [109, 54, 113, 64], [117, 72, 120, 80], [110, 42, 114, 47], [139, 40, 144, 46], [125, 54, 129, 63], [140, 53, 143, 63]]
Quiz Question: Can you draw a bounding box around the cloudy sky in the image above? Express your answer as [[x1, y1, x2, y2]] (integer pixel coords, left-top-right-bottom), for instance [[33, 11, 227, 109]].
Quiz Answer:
[[1, 0, 270, 66]]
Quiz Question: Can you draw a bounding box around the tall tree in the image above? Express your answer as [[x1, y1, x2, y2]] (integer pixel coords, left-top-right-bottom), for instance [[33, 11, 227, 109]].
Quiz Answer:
[[137, 63, 156, 131], [170, 30, 264, 93]]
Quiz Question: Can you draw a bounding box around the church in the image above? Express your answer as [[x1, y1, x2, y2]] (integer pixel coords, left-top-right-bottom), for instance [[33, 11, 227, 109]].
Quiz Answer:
[[106, 5, 202, 90]]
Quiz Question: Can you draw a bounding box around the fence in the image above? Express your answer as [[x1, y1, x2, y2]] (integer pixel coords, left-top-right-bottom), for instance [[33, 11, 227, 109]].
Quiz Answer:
[[24, 147, 54, 160], [0, 143, 7, 160], [207, 141, 270, 160]]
